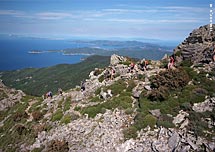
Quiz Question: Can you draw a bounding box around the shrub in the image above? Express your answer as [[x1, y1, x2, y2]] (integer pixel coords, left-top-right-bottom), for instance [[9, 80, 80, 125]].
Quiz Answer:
[[125, 108, 133, 115], [180, 60, 192, 67], [143, 114, 157, 129], [157, 120, 175, 128], [174, 51, 182, 57], [157, 114, 175, 128], [120, 61, 131, 66], [98, 75, 104, 82], [13, 111, 28, 122], [32, 111, 43, 121], [15, 124, 28, 135], [123, 126, 138, 140], [180, 102, 192, 111], [127, 80, 136, 92], [148, 68, 190, 101], [74, 106, 81, 111], [47, 140, 69, 152]]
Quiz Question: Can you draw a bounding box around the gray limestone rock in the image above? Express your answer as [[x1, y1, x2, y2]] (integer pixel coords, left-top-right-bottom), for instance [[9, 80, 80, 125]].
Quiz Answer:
[[110, 54, 127, 66], [149, 109, 161, 118], [192, 97, 215, 112], [168, 132, 181, 150]]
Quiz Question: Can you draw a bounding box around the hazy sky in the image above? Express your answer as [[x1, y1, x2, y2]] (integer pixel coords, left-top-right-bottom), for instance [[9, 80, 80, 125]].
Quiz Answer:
[[0, 0, 214, 41]]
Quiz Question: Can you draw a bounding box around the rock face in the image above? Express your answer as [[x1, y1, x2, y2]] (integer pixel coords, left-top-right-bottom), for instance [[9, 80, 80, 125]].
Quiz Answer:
[[174, 24, 215, 65], [110, 54, 127, 66], [0, 80, 25, 111], [30, 109, 131, 152]]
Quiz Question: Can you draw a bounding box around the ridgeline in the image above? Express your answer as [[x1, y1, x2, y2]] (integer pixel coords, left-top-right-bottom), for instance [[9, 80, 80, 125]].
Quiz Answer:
[[0, 24, 215, 152]]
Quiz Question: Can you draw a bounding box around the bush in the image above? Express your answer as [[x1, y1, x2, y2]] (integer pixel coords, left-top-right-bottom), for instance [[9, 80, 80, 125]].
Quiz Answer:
[[125, 108, 133, 115], [148, 68, 190, 101], [98, 75, 104, 82], [143, 114, 157, 129], [47, 140, 69, 152], [134, 113, 157, 130], [180, 102, 192, 111], [157, 114, 174, 128], [157, 121, 175, 128], [32, 111, 43, 121], [15, 124, 28, 135], [123, 126, 138, 140], [13, 111, 28, 122]]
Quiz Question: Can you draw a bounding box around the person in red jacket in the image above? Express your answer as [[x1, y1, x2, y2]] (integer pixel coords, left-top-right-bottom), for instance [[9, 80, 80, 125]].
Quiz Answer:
[[168, 56, 174, 69]]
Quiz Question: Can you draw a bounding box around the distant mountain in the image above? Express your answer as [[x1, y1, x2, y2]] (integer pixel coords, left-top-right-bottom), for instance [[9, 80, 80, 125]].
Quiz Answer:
[[61, 40, 173, 60], [0, 55, 110, 96]]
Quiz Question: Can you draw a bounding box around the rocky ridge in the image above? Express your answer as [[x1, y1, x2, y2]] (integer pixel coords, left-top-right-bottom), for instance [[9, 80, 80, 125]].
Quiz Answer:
[[174, 24, 215, 66], [1, 25, 215, 152]]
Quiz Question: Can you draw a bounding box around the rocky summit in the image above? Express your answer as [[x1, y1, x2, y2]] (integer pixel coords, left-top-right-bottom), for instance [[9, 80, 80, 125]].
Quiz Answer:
[[0, 25, 215, 152], [174, 24, 215, 65]]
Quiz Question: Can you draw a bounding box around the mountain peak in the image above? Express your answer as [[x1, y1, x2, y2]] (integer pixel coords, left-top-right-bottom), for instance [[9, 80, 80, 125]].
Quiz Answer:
[[174, 24, 215, 65]]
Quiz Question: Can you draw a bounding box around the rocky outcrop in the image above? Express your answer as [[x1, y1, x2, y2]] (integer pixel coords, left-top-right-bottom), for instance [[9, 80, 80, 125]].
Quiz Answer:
[[0, 80, 25, 111], [29, 109, 131, 152], [192, 97, 215, 112], [174, 24, 215, 65], [110, 54, 127, 65]]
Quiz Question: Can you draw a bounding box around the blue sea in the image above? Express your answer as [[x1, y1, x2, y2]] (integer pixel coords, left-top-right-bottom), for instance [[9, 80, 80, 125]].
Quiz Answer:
[[0, 37, 90, 71]]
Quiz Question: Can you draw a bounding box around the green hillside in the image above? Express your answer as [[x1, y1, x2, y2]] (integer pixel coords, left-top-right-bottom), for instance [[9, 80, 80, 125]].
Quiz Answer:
[[0, 55, 110, 96]]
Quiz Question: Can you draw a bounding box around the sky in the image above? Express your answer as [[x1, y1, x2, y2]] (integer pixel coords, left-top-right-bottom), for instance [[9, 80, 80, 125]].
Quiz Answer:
[[0, 0, 214, 42]]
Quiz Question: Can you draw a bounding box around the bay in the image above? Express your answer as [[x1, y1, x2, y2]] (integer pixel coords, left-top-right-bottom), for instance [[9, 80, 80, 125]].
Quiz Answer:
[[0, 38, 89, 71]]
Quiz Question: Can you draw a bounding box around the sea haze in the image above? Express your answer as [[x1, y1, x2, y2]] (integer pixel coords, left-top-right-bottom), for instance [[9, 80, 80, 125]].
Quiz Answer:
[[0, 36, 90, 71]]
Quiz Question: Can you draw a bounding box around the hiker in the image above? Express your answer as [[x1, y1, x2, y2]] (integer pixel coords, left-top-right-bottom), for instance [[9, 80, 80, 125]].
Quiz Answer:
[[143, 59, 149, 71], [168, 55, 174, 69], [80, 81, 85, 92], [46, 91, 53, 98], [129, 62, 135, 73], [111, 68, 116, 80], [104, 69, 110, 80], [58, 88, 63, 95]]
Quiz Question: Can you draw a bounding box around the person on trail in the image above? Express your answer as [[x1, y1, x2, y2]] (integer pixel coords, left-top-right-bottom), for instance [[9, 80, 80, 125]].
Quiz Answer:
[[143, 60, 149, 71], [46, 91, 53, 98], [129, 62, 135, 73], [111, 68, 116, 80], [168, 56, 174, 69], [81, 81, 85, 92], [104, 69, 110, 80]]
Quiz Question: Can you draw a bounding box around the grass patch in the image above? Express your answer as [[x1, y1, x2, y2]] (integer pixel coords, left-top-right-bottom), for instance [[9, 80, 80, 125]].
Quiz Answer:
[[60, 114, 71, 124], [63, 97, 71, 112], [51, 109, 63, 122], [80, 95, 132, 118]]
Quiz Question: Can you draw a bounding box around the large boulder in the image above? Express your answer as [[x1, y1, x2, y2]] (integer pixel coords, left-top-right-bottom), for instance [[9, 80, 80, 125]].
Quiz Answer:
[[110, 54, 127, 66], [174, 24, 215, 65]]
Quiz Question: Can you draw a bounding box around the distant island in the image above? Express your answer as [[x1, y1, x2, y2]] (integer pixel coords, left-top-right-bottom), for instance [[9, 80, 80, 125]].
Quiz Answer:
[[27, 40, 173, 60], [28, 50, 44, 54]]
